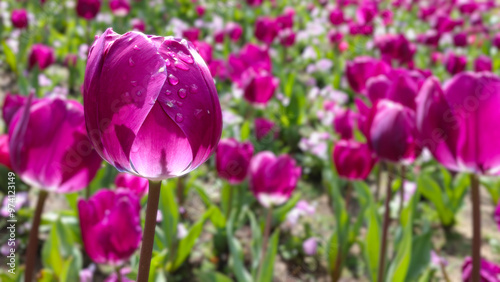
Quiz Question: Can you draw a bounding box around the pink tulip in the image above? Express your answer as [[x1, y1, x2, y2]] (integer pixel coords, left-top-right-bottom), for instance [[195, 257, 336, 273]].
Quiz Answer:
[[216, 138, 254, 184], [249, 151, 301, 207], [28, 44, 55, 71], [279, 29, 296, 47], [333, 140, 376, 180], [83, 29, 222, 180], [226, 22, 243, 42], [11, 9, 28, 29], [255, 118, 278, 141], [345, 56, 391, 93], [333, 107, 357, 139], [243, 70, 279, 106], [76, 0, 101, 20], [329, 8, 344, 25], [109, 0, 130, 16], [208, 59, 228, 80], [474, 55, 492, 72], [444, 52, 467, 75], [0, 135, 11, 170], [195, 5, 205, 17], [375, 34, 415, 65], [131, 18, 145, 32], [182, 28, 201, 42], [78, 189, 142, 264], [246, 0, 263, 6], [254, 17, 280, 45], [453, 32, 468, 47], [115, 172, 149, 197], [9, 96, 102, 192], [3, 93, 35, 127], [228, 43, 272, 86], [462, 257, 500, 282], [276, 8, 295, 29], [302, 238, 318, 256]]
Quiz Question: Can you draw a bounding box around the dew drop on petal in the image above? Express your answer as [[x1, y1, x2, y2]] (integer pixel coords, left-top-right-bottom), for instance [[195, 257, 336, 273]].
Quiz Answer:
[[133, 45, 140, 50], [194, 109, 203, 119], [189, 84, 198, 94], [129, 57, 135, 67], [177, 101, 183, 107], [131, 81, 138, 86], [168, 74, 179, 85], [178, 51, 194, 64], [166, 100, 174, 107], [165, 90, 172, 96], [165, 59, 171, 66], [175, 113, 184, 122], [174, 60, 189, 71], [136, 89, 143, 96], [178, 88, 187, 99]]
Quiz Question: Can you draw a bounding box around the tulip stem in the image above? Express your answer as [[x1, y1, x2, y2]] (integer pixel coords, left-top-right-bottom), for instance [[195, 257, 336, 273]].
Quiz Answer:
[[137, 180, 162, 282], [470, 174, 481, 282], [377, 163, 392, 282], [115, 266, 122, 282], [399, 165, 406, 216], [225, 183, 234, 219], [25, 189, 48, 282], [257, 207, 273, 279], [375, 164, 382, 202]]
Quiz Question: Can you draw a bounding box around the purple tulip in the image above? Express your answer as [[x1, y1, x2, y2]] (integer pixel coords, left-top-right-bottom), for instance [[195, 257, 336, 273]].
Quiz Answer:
[[333, 140, 376, 180], [462, 257, 500, 282], [328, 30, 343, 44], [474, 55, 492, 72], [417, 30, 441, 47], [276, 8, 295, 29], [109, 0, 130, 16], [83, 29, 222, 180], [375, 34, 415, 65], [3, 93, 35, 127], [182, 28, 201, 42], [459, 2, 479, 14], [279, 29, 296, 47], [380, 9, 393, 25], [329, 8, 344, 25], [131, 18, 145, 32], [243, 70, 279, 106], [0, 135, 12, 170], [494, 201, 500, 230], [78, 189, 142, 264], [302, 237, 318, 256], [228, 43, 272, 86], [453, 32, 468, 47], [226, 22, 243, 42], [249, 151, 301, 207], [365, 99, 420, 162], [115, 172, 149, 197], [216, 138, 254, 184], [196, 5, 206, 17], [9, 96, 102, 192], [345, 56, 391, 93], [356, 1, 377, 25], [28, 44, 55, 71], [493, 33, 500, 49], [254, 17, 280, 45], [434, 15, 463, 33], [76, 0, 101, 20], [246, 0, 263, 6], [193, 40, 213, 64], [209, 59, 228, 80], [444, 52, 467, 75], [416, 73, 500, 174], [255, 118, 278, 142], [333, 107, 357, 139], [11, 9, 28, 29]]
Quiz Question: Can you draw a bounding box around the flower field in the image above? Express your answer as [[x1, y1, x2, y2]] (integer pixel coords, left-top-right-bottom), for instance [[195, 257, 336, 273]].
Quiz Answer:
[[1, 0, 500, 281]]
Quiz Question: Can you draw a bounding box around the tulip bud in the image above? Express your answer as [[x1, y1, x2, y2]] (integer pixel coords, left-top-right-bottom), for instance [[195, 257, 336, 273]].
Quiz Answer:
[[11, 9, 28, 29], [78, 189, 142, 264], [416, 73, 500, 174], [329, 8, 344, 25], [243, 70, 279, 106], [333, 140, 376, 180], [444, 52, 467, 75], [131, 18, 146, 32], [255, 118, 278, 142], [28, 44, 55, 71], [249, 151, 301, 207], [345, 56, 391, 93], [473, 55, 492, 72], [76, 0, 101, 20], [109, 0, 130, 16], [366, 99, 420, 162], [115, 172, 149, 197], [195, 5, 206, 17], [302, 237, 318, 256], [9, 96, 102, 192], [216, 138, 254, 184], [83, 29, 222, 180], [0, 135, 12, 170], [254, 17, 280, 45], [462, 257, 500, 281]]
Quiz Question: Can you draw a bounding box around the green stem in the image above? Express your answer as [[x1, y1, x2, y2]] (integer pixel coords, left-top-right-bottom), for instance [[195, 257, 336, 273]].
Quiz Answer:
[[257, 207, 273, 278], [399, 165, 406, 216], [377, 163, 393, 282], [470, 174, 481, 282], [225, 183, 234, 219], [24, 190, 49, 282]]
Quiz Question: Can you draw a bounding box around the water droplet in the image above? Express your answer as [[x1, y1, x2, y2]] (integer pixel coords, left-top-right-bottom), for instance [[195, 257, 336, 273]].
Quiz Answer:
[[189, 84, 199, 94], [136, 90, 142, 96], [178, 88, 187, 99], [129, 57, 135, 67], [168, 74, 179, 85], [95, 35, 100, 40], [176, 101, 183, 107], [174, 60, 189, 71], [165, 59, 171, 66], [165, 90, 172, 96], [175, 113, 184, 122], [166, 101, 174, 107], [167, 51, 177, 58], [207, 110, 211, 114], [159, 67, 165, 73], [133, 45, 140, 50], [194, 109, 203, 119], [128, 38, 133, 42], [178, 51, 194, 64], [131, 81, 137, 86]]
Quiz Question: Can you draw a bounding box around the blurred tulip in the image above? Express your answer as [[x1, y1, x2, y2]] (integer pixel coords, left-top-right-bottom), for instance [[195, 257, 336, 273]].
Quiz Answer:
[[417, 30, 441, 47], [243, 70, 279, 106], [453, 32, 468, 47], [105, 267, 133, 282], [494, 201, 500, 230], [3, 94, 34, 127], [416, 73, 500, 174], [0, 135, 11, 169], [195, 5, 205, 17], [131, 18, 145, 32], [254, 17, 280, 44], [109, 0, 130, 16], [462, 257, 500, 282], [83, 29, 222, 180], [28, 44, 55, 71], [76, 0, 101, 20], [226, 22, 243, 42], [431, 52, 442, 65], [78, 189, 142, 264], [208, 59, 228, 80], [302, 237, 318, 256], [493, 33, 500, 49], [216, 138, 254, 184], [329, 8, 344, 25], [279, 29, 296, 47], [333, 140, 376, 180], [365, 99, 420, 162], [182, 28, 200, 42], [193, 40, 213, 64], [115, 172, 149, 197], [64, 54, 78, 68], [9, 96, 102, 192], [276, 8, 295, 29], [328, 30, 343, 44], [356, 1, 377, 25], [249, 151, 301, 207], [338, 41, 349, 52], [444, 52, 467, 75], [474, 55, 492, 72], [375, 34, 415, 65], [380, 9, 393, 25], [345, 56, 391, 93], [255, 118, 278, 141], [459, 2, 479, 14], [333, 107, 357, 139], [246, 0, 263, 6], [11, 9, 28, 29], [228, 43, 272, 86]]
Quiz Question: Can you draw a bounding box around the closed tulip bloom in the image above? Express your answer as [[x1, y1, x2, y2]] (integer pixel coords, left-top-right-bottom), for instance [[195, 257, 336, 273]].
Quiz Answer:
[[109, 0, 130, 16], [444, 52, 467, 75], [417, 30, 441, 47], [78, 189, 142, 264], [243, 71, 279, 106], [0, 135, 12, 170], [84, 29, 222, 180], [182, 28, 200, 42], [76, 0, 101, 20], [131, 18, 145, 32], [453, 32, 468, 47], [366, 99, 420, 162], [11, 9, 28, 29], [328, 30, 343, 44], [462, 257, 500, 282], [9, 96, 102, 192], [474, 55, 492, 72], [333, 140, 376, 180], [216, 138, 254, 184], [345, 56, 391, 93], [329, 8, 344, 25], [333, 107, 357, 139], [195, 5, 206, 17], [28, 44, 55, 71], [249, 151, 301, 207], [115, 172, 149, 197], [254, 17, 280, 45], [255, 118, 278, 141], [416, 73, 500, 174]]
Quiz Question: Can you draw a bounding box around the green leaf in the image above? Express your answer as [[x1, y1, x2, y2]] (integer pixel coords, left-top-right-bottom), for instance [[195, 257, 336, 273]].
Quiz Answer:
[[256, 230, 279, 282], [364, 204, 381, 282], [2, 41, 17, 73], [417, 174, 454, 226], [195, 271, 233, 282], [240, 120, 251, 141], [159, 180, 179, 250], [247, 209, 262, 274], [406, 230, 432, 281], [326, 232, 340, 273], [226, 213, 252, 282], [273, 193, 300, 222], [386, 217, 412, 282]]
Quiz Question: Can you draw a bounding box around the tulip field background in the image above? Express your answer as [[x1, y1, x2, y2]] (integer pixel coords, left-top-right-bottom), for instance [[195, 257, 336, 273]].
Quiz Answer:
[[1, 0, 500, 281]]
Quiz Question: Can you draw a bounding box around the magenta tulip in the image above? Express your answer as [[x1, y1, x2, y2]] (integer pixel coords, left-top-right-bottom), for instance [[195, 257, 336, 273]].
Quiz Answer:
[[279, 29, 296, 47], [0, 135, 11, 170], [417, 30, 441, 47], [254, 17, 280, 45], [365, 99, 420, 162], [249, 151, 301, 207], [333, 140, 376, 180], [375, 34, 415, 65], [493, 33, 500, 49], [28, 44, 55, 71], [276, 8, 295, 29], [83, 29, 222, 180], [345, 56, 391, 93], [195, 5, 205, 17], [333, 107, 357, 139], [255, 118, 278, 142], [76, 0, 101, 20], [462, 257, 500, 282], [226, 22, 243, 42], [109, 0, 130, 16], [115, 172, 149, 197], [444, 52, 467, 75], [228, 43, 272, 86], [131, 18, 145, 32], [416, 72, 500, 174], [246, 0, 263, 7], [453, 32, 468, 47], [11, 9, 28, 29], [182, 28, 201, 42], [78, 189, 142, 264], [216, 138, 254, 184], [9, 96, 102, 192], [193, 40, 213, 64], [243, 70, 279, 106], [495, 201, 500, 230], [474, 55, 492, 72], [329, 8, 344, 25], [3, 93, 36, 127]]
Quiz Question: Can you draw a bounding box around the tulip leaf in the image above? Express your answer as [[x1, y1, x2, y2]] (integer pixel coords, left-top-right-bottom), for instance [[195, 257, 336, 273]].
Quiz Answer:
[[247, 209, 262, 274], [241, 120, 251, 141], [417, 174, 454, 226], [194, 271, 233, 282], [273, 193, 300, 222], [406, 229, 432, 281], [226, 212, 252, 282], [326, 231, 340, 274], [1, 41, 17, 74], [364, 204, 381, 282], [159, 180, 179, 250], [255, 230, 279, 282]]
